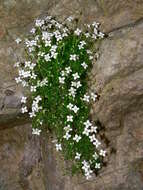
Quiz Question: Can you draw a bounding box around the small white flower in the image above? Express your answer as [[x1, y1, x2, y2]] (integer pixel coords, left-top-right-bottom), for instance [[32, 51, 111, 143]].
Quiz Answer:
[[89, 134, 96, 142], [93, 152, 98, 160], [66, 16, 74, 22], [90, 125, 97, 133], [64, 125, 72, 132], [21, 96, 27, 103], [72, 73, 79, 80], [98, 32, 104, 38], [15, 77, 22, 83], [14, 62, 20, 67], [67, 115, 73, 122], [67, 103, 73, 110], [95, 163, 101, 169], [63, 132, 71, 140], [81, 62, 88, 69], [21, 106, 28, 113], [83, 94, 90, 102], [92, 21, 99, 28], [65, 66, 72, 74], [89, 55, 93, 60], [59, 76, 65, 84], [72, 105, 79, 113], [75, 152, 81, 160], [90, 92, 98, 101], [44, 54, 51, 62], [35, 19, 44, 27], [85, 32, 90, 38], [21, 81, 28, 87], [83, 127, 90, 136], [74, 28, 82, 36], [56, 143, 62, 151], [30, 28, 36, 34], [70, 54, 78, 61], [87, 50, 92, 54], [93, 139, 101, 148], [15, 38, 22, 44], [73, 134, 81, 142], [31, 86, 36, 92], [99, 149, 106, 157], [29, 112, 36, 118], [32, 128, 41, 135], [83, 120, 92, 128], [69, 87, 76, 98]]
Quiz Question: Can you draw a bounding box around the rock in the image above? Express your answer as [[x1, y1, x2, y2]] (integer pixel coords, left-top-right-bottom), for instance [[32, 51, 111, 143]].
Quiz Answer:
[[0, 0, 143, 190], [0, 124, 45, 190], [49, 0, 143, 32]]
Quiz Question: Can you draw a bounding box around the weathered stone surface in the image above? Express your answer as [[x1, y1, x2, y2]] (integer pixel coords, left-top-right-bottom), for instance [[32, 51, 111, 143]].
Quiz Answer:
[[0, 0, 143, 190], [49, 0, 143, 32], [0, 124, 45, 190]]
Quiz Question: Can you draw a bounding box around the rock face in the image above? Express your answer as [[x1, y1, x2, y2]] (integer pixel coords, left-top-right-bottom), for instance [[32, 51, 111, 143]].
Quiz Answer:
[[0, 0, 143, 190]]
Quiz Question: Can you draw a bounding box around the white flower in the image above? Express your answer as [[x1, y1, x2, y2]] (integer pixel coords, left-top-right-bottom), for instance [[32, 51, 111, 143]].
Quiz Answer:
[[90, 92, 97, 101], [98, 32, 104, 38], [35, 19, 44, 27], [63, 132, 71, 140], [32, 128, 41, 135], [15, 38, 22, 44], [67, 103, 73, 110], [51, 51, 58, 59], [15, 77, 21, 83], [89, 55, 93, 60], [83, 94, 90, 102], [30, 28, 36, 34], [85, 32, 90, 38], [74, 28, 82, 36], [90, 125, 97, 133], [14, 62, 20, 67], [73, 134, 81, 142], [67, 115, 73, 122], [21, 81, 28, 87], [61, 70, 65, 76], [75, 152, 81, 160], [87, 50, 92, 54], [89, 134, 96, 142], [21, 106, 28, 113], [70, 54, 78, 61], [93, 139, 101, 148], [72, 73, 79, 80], [92, 21, 99, 28], [29, 112, 36, 118], [44, 54, 51, 62], [65, 66, 72, 74], [99, 149, 106, 157], [81, 62, 88, 69], [21, 96, 27, 103], [59, 76, 65, 84], [83, 127, 90, 136], [30, 86, 36, 92], [35, 95, 42, 102], [72, 105, 79, 113], [95, 163, 101, 169], [56, 143, 62, 151], [93, 152, 98, 160], [45, 40, 51, 47], [71, 81, 82, 89], [69, 87, 76, 98], [64, 125, 72, 132], [83, 120, 92, 128], [66, 16, 73, 22], [31, 73, 37, 79]]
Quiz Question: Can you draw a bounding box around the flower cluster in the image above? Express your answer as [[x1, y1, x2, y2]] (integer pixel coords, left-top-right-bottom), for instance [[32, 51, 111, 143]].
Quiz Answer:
[[15, 15, 106, 179]]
